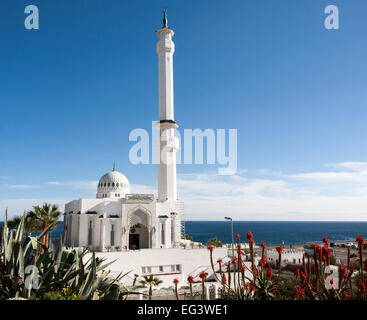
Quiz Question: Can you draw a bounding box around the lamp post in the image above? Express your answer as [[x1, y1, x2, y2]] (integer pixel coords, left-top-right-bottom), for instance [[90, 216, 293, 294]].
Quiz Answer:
[[224, 217, 235, 257]]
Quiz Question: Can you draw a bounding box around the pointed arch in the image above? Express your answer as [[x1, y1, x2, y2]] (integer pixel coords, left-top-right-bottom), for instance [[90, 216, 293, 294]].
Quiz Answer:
[[127, 206, 152, 249]]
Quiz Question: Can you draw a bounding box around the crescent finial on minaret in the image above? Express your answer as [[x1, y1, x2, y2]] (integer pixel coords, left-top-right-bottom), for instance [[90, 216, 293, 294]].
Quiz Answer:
[[163, 8, 168, 28], [113, 161, 116, 171]]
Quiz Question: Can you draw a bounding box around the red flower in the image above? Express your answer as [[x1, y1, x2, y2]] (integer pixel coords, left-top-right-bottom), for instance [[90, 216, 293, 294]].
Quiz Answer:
[[241, 264, 247, 272], [310, 243, 316, 249], [208, 245, 214, 253], [253, 267, 258, 277], [258, 255, 267, 268], [294, 285, 305, 300], [199, 271, 207, 281], [339, 264, 347, 278], [249, 239, 255, 246], [236, 244, 242, 250], [315, 244, 322, 255], [267, 265, 273, 280], [217, 258, 223, 265], [244, 282, 250, 291], [323, 236, 329, 244], [294, 267, 300, 278], [349, 265, 355, 275], [246, 231, 254, 241], [322, 245, 328, 256], [221, 274, 227, 285], [328, 248, 332, 257], [276, 246, 283, 254], [329, 277, 334, 285], [356, 234, 364, 246], [250, 285, 255, 291], [260, 241, 267, 249], [342, 291, 349, 300], [236, 233, 241, 240], [173, 278, 179, 284], [232, 257, 238, 265], [357, 278, 364, 299], [187, 275, 194, 283], [300, 272, 307, 284]]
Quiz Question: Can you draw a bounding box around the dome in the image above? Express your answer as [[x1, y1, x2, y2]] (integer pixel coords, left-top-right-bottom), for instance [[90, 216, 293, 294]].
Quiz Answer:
[[97, 163, 130, 198]]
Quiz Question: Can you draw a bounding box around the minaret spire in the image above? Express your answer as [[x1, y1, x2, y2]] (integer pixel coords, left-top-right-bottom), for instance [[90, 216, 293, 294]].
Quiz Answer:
[[156, 12, 181, 248], [156, 12, 178, 202], [113, 161, 116, 172], [163, 8, 168, 28]]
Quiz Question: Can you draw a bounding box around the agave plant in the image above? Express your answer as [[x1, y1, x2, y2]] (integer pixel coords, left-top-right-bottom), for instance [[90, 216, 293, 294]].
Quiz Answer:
[[0, 210, 131, 300]]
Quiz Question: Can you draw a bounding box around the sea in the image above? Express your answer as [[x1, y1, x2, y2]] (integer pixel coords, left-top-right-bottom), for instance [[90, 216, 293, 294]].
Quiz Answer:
[[1, 221, 367, 246]]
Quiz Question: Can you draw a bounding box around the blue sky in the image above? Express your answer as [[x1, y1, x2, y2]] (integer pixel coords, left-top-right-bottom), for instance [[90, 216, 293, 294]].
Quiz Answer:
[[1, 0, 367, 220]]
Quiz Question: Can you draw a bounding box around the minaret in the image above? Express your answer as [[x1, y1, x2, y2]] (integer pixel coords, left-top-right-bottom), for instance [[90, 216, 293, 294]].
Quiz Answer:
[[156, 9, 179, 202]]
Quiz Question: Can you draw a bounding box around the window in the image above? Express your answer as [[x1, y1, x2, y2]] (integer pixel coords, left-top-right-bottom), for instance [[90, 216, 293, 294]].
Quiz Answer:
[[142, 267, 146, 274], [110, 224, 115, 246], [104, 182, 106, 187], [161, 223, 165, 245], [108, 183, 110, 187], [116, 183, 119, 187], [112, 182, 115, 187], [147, 267, 152, 273], [176, 265, 180, 272], [88, 221, 93, 246], [159, 266, 164, 272], [171, 265, 175, 272], [171, 221, 174, 242]]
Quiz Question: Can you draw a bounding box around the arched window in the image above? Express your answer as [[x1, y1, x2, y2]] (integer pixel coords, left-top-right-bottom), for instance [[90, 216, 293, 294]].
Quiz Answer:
[[116, 183, 119, 187], [112, 182, 115, 187], [104, 182, 106, 187], [108, 183, 110, 187]]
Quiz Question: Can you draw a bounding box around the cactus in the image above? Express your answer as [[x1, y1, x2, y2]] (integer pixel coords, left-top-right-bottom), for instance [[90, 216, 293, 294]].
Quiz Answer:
[[0, 210, 130, 300]]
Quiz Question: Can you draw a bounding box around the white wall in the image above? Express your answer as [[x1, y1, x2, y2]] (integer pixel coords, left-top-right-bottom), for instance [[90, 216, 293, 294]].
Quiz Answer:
[[266, 249, 304, 266], [85, 248, 228, 288]]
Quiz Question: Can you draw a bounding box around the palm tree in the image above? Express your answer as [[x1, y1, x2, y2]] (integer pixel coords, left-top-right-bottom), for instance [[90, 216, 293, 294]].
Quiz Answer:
[[7, 216, 22, 230], [26, 203, 62, 249], [139, 275, 163, 300], [8, 214, 40, 237]]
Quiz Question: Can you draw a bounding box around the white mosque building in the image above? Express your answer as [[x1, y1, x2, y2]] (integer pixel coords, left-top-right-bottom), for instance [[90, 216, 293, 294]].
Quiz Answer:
[[63, 11, 182, 252], [62, 12, 228, 289]]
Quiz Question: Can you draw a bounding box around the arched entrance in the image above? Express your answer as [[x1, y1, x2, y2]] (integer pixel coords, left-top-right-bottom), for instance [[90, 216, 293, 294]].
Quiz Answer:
[[128, 208, 150, 249]]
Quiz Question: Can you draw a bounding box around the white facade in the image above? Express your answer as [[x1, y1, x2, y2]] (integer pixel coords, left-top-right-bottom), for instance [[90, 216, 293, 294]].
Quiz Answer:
[[63, 13, 181, 252], [86, 248, 228, 288], [266, 248, 304, 266]]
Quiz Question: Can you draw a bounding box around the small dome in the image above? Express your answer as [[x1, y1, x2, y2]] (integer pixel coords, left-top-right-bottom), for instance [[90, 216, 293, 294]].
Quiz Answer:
[[97, 163, 130, 197]]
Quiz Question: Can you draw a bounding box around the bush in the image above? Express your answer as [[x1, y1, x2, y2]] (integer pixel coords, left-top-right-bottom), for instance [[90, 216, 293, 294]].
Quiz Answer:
[[30, 288, 79, 300]]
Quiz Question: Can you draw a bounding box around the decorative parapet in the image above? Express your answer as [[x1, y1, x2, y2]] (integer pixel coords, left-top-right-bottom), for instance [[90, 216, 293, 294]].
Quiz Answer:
[[125, 194, 155, 203]]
